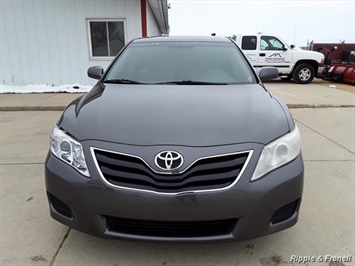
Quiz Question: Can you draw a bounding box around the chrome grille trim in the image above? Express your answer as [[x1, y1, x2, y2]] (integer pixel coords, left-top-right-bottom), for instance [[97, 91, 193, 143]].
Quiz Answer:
[[91, 147, 253, 195]]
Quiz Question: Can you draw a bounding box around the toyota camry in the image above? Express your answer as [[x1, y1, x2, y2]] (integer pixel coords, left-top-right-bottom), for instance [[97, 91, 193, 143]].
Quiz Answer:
[[45, 36, 304, 242]]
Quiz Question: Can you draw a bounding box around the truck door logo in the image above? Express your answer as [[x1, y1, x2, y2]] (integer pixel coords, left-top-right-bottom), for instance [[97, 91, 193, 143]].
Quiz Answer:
[[269, 53, 282, 58], [266, 53, 285, 63]]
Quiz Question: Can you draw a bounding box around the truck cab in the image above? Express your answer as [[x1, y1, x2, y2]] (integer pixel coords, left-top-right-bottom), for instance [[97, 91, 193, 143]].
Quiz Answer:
[[233, 33, 325, 84]]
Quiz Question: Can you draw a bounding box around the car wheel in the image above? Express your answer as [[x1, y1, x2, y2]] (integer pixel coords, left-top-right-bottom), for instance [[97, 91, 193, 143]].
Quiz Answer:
[[292, 63, 315, 84]]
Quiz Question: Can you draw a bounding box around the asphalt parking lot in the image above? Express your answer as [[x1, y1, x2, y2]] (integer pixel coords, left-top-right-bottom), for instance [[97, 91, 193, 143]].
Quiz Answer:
[[1, 80, 354, 266]]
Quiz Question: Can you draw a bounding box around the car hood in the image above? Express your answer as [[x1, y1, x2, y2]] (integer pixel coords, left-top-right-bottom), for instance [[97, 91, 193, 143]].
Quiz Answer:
[[59, 83, 290, 146]]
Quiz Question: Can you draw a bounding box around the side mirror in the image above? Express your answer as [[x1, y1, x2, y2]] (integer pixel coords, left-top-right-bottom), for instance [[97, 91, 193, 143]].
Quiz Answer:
[[290, 44, 295, 49], [331, 46, 338, 52], [88, 66, 104, 80], [259, 67, 279, 82]]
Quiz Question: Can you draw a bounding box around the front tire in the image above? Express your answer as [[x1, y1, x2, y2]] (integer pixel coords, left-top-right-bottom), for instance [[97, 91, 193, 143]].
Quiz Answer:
[[292, 63, 315, 84]]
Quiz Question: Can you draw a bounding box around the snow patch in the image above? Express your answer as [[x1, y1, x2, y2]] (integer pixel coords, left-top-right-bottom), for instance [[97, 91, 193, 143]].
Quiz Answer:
[[0, 84, 92, 93]]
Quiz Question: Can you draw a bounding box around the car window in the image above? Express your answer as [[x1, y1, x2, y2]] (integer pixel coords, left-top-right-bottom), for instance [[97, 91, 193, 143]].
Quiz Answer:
[[241, 36, 257, 50], [260, 36, 285, 51], [105, 41, 256, 84]]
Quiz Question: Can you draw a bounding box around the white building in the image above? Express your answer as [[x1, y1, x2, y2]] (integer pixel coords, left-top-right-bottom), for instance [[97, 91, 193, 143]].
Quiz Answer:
[[1, 0, 169, 87]]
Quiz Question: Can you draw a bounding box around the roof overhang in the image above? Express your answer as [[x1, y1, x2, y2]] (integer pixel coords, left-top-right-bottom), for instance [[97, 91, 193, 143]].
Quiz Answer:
[[147, 0, 169, 34]]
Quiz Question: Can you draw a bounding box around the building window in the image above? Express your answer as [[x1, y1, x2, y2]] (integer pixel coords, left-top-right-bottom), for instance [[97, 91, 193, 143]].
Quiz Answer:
[[88, 20, 125, 58]]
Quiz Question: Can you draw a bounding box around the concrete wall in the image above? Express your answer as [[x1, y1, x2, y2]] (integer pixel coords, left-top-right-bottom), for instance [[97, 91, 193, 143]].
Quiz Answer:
[[1, 0, 146, 86]]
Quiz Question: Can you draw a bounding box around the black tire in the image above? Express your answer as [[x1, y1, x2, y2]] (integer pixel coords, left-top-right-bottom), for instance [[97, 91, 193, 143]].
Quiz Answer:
[[292, 63, 315, 84]]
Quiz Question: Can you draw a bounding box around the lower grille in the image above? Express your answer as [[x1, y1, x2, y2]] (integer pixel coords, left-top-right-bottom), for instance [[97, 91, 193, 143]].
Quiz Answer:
[[105, 216, 237, 238], [93, 148, 250, 193], [49, 194, 73, 219], [271, 199, 299, 224]]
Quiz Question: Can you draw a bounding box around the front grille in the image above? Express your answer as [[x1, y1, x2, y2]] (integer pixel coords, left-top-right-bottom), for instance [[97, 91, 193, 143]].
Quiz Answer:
[[93, 148, 250, 193], [105, 216, 237, 238], [271, 199, 299, 224], [49, 194, 73, 218]]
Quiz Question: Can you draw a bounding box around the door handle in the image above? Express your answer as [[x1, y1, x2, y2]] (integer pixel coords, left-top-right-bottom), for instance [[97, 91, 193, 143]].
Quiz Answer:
[[259, 53, 266, 57]]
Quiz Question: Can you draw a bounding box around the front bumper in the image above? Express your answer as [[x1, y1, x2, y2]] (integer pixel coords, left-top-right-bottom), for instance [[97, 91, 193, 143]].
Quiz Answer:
[[317, 63, 327, 78], [45, 142, 304, 242]]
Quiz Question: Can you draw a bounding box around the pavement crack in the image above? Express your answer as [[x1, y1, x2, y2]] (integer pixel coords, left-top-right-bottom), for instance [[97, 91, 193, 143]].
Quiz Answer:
[[0, 106, 66, 111], [304, 159, 355, 162], [30, 94, 56, 105], [294, 118, 355, 155], [289, 104, 355, 109], [49, 228, 71, 266], [1, 105, 354, 112], [0, 162, 44, 165]]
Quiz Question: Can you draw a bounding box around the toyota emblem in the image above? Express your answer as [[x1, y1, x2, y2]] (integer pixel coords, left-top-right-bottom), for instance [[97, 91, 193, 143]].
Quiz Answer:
[[154, 151, 183, 171]]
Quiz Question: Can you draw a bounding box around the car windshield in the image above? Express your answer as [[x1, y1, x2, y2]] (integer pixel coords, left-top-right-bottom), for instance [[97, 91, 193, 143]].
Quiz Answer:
[[105, 41, 257, 85]]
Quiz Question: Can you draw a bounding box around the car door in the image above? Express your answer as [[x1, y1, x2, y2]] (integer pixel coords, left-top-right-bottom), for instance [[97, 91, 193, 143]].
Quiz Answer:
[[257, 35, 292, 75]]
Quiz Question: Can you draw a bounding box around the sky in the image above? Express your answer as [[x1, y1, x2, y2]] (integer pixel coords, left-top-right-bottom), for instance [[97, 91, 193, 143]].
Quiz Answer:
[[167, 0, 355, 47]]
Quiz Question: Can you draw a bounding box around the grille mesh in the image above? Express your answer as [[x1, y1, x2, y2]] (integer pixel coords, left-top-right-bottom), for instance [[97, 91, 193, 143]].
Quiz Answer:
[[271, 199, 299, 224], [50, 194, 73, 218], [94, 149, 249, 193], [105, 216, 237, 238]]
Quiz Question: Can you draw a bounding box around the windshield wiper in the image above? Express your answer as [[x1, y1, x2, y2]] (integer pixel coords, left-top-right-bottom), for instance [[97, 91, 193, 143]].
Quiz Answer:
[[155, 80, 228, 85], [104, 79, 144, 84]]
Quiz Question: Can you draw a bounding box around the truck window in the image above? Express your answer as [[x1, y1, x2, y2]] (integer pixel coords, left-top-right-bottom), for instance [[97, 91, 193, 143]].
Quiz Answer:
[[260, 36, 285, 50], [241, 36, 257, 50]]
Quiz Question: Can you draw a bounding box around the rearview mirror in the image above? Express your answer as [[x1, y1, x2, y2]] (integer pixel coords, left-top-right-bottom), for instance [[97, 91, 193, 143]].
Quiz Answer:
[[88, 66, 104, 80], [259, 67, 279, 82]]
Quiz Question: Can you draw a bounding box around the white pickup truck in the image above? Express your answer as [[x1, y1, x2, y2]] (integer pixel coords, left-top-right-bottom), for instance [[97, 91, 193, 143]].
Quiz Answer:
[[232, 33, 325, 84]]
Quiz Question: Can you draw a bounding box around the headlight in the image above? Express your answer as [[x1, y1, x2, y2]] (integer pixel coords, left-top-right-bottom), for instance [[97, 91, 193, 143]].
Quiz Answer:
[[50, 126, 90, 177], [251, 125, 301, 181]]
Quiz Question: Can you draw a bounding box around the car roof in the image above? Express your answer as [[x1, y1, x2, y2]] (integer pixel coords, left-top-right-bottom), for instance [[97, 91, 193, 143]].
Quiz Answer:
[[132, 36, 232, 43]]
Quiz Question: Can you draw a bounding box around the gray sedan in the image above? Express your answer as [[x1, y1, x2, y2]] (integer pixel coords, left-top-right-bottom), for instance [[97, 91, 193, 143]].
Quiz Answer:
[[45, 36, 303, 242]]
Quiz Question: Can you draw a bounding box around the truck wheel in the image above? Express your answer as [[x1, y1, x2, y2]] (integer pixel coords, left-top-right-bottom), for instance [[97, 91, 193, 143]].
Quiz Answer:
[[292, 63, 315, 84]]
